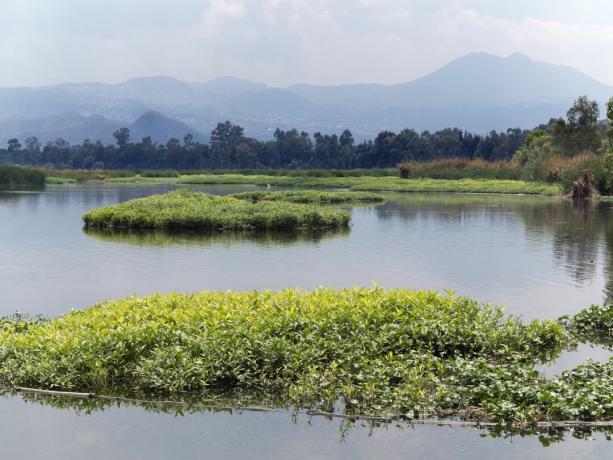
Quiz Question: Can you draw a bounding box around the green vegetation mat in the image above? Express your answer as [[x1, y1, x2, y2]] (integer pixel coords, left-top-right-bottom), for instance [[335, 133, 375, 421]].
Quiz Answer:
[[82, 189, 351, 232], [179, 174, 562, 195], [228, 190, 385, 203], [1, 288, 610, 423]]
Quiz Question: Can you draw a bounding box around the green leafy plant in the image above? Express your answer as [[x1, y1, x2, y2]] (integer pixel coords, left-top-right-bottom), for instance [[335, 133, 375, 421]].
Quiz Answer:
[[5, 288, 610, 424]]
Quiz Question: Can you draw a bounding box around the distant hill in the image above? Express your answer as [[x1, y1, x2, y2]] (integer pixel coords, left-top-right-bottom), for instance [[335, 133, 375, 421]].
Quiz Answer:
[[130, 111, 206, 144], [1, 52, 611, 144]]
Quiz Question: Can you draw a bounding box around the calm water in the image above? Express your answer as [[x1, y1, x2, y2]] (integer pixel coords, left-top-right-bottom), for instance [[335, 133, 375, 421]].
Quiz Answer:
[[1, 183, 611, 458]]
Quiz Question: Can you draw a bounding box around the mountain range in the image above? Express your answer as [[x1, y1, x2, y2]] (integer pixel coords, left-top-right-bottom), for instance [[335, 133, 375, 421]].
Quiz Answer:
[[1, 52, 611, 145]]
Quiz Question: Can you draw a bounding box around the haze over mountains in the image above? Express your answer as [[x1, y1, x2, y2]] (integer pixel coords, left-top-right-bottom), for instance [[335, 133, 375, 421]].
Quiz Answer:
[[1, 52, 611, 145]]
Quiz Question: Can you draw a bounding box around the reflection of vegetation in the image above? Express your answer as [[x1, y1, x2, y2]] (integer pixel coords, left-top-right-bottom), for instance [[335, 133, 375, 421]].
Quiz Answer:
[[4, 288, 612, 424], [84, 226, 350, 247], [560, 305, 612, 349], [374, 194, 613, 300], [2, 389, 611, 446], [83, 189, 351, 232]]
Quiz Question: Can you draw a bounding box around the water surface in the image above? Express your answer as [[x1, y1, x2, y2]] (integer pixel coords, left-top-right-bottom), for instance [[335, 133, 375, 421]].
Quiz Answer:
[[1, 183, 611, 458]]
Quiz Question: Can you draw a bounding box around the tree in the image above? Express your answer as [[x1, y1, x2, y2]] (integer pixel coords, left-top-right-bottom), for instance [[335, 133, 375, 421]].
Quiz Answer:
[[24, 137, 41, 152], [607, 97, 613, 149], [113, 127, 130, 148], [554, 96, 602, 155], [567, 96, 599, 127], [184, 133, 194, 148], [7, 138, 21, 152]]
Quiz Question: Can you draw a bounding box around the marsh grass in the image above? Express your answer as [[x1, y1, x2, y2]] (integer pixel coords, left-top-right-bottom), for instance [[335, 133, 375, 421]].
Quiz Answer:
[[399, 159, 522, 180], [82, 189, 351, 232], [2, 288, 610, 423], [228, 190, 386, 204], [179, 174, 561, 195], [0, 166, 46, 189]]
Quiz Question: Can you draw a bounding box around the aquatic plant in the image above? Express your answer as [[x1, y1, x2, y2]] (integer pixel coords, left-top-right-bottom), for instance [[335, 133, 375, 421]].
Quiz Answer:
[[228, 190, 385, 204], [3, 288, 609, 424], [560, 304, 612, 348], [82, 189, 351, 232]]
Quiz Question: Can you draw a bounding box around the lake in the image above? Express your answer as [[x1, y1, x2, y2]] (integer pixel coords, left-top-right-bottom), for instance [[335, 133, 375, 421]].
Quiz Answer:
[[0, 183, 611, 459]]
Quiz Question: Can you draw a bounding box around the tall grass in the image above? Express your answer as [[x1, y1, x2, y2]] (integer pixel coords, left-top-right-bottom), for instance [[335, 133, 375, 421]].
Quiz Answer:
[[399, 159, 521, 180], [0, 166, 46, 189], [82, 189, 351, 232], [1, 288, 610, 422]]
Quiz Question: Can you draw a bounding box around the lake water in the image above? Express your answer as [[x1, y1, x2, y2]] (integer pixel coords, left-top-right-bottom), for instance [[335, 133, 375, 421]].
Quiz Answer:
[[0, 183, 611, 459]]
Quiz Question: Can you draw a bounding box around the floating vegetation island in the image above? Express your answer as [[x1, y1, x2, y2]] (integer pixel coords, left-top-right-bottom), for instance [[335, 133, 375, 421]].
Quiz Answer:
[[82, 189, 351, 232], [0, 288, 610, 424], [179, 174, 561, 195], [228, 190, 386, 204]]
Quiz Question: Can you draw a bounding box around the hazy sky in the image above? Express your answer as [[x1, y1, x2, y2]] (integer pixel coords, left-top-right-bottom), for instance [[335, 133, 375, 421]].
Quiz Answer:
[[1, 0, 613, 87]]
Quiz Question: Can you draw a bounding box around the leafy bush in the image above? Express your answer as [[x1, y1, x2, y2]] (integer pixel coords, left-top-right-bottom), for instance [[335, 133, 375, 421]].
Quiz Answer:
[[82, 189, 351, 232]]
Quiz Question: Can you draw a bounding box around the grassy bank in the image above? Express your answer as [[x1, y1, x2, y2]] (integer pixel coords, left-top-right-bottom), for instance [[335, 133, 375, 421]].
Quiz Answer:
[[179, 174, 561, 195], [82, 189, 351, 232], [0, 166, 46, 189], [0, 288, 610, 423], [228, 190, 385, 204]]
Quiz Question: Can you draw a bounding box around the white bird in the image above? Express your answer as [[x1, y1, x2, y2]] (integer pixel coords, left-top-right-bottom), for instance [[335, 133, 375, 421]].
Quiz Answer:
[[266, 183, 271, 189]]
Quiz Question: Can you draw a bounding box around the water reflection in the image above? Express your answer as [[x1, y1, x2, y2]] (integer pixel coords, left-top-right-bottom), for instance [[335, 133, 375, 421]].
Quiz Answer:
[[84, 227, 351, 248], [3, 391, 610, 447], [376, 193, 613, 302]]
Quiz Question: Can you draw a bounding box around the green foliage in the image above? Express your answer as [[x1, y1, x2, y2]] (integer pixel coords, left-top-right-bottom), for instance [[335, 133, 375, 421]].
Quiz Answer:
[[179, 174, 561, 195], [553, 96, 603, 155], [560, 304, 612, 349], [228, 190, 385, 204], [0, 288, 590, 424], [0, 165, 46, 189], [82, 189, 351, 232]]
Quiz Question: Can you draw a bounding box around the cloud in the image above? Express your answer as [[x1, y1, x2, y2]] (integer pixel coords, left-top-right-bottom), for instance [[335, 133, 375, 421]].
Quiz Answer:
[[1, 0, 613, 87], [210, 0, 246, 17]]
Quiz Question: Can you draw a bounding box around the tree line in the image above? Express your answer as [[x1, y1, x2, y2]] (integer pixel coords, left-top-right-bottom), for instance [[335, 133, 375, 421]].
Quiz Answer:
[[0, 124, 527, 170]]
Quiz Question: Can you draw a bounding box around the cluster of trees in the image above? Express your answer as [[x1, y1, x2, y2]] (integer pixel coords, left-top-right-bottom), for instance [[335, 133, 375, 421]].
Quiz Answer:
[[517, 96, 612, 161], [513, 96, 613, 191], [0, 123, 527, 170]]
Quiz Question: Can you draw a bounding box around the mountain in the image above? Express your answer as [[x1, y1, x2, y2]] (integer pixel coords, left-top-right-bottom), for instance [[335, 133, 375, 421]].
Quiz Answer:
[[130, 111, 206, 144], [1, 52, 611, 144], [287, 53, 613, 109]]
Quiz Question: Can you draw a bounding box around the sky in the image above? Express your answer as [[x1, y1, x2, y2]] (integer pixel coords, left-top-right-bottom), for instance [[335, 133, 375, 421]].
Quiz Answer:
[[1, 0, 613, 87]]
